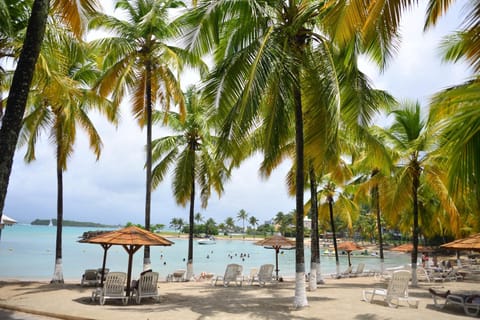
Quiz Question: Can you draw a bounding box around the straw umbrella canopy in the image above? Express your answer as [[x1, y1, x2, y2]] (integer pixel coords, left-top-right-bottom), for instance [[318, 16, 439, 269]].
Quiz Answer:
[[391, 243, 434, 253], [80, 225, 173, 295], [337, 241, 363, 267], [440, 233, 480, 251], [254, 234, 295, 280]]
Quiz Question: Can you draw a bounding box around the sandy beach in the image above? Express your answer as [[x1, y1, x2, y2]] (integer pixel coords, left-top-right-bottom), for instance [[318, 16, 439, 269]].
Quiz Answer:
[[0, 275, 478, 320]]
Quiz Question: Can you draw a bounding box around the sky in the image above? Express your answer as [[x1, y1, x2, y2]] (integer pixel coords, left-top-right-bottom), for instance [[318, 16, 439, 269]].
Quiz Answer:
[[2, 1, 472, 227]]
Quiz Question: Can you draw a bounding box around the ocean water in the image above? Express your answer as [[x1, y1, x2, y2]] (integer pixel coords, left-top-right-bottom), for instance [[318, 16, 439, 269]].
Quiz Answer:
[[0, 224, 410, 281]]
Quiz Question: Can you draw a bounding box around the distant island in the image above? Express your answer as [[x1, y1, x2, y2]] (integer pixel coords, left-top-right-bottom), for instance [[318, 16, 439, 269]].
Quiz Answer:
[[31, 219, 119, 228]]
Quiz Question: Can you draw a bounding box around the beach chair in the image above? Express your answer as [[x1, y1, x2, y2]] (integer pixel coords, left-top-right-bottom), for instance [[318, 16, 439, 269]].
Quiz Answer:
[[332, 266, 353, 279], [81, 269, 100, 286], [250, 264, 274, 287], [362, 270, 419, 308], [166, 269, 186, 282], [212, 263, 244, 287], [415, 267, 431, 282], [92, 272, 128, 305], [132, 271, 159, 304], [350, 263, 365, 277], [430, 288, 480, 316]]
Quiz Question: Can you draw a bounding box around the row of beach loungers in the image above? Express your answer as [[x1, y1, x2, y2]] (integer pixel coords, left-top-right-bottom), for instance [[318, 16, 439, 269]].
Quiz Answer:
[[82, 263, 277, 305]]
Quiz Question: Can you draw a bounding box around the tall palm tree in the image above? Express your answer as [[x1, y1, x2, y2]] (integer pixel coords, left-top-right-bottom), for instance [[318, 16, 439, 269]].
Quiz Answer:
[[204, 217, 216, 235], [89, 0, 204, 268], [224, 217, 235, 234], [194, 212, 204, 225], [170, 217, 185, 234], [248, 215, 259, 238], [181, 0, 401, 306], [0, 0, 100, 224], [19, 23, 115, 283], [379, 101, 460, 286], [236, 209, 248, 234], [151, 86, 228, 280]]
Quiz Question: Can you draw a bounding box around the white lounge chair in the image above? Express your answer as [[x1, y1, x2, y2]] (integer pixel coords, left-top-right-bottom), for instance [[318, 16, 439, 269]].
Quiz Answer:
[[212, 263, 243, 287], [132, 271, 159, 304], [92, 272, 128, 305], [430, 288, 480, 316], [81, 269, 100, 286], [166, 269, 186, 282], [416, 267, 431, 282], [250, 264, 274, 287], [351, 263, 365, 277], [332, 266, 353, 279], [362, 270, 419, 308]]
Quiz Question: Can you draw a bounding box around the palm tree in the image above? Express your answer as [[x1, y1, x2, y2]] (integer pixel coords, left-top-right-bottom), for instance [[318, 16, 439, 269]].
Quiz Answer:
[[181, 0, 403, 307], [194, 213, 204, 225], [170, 217, 185, 234], [19, 23, 114, 283], [379, 101, 460, 286], [0, 0, 100, 224], [236, 209, 248, 234], [224, 217, 235, 234], [89, 0, 204, 269], [315, 169, 358, 275], [204, 217, 216, 235], [151, 85, 228, 280], [248, 216, 259, 238]]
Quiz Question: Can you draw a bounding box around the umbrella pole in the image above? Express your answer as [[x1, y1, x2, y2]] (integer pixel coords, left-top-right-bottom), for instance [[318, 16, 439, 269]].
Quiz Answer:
[[100, 244, 111, 286], [126, 247, 134, 296], [275, 247, 279, 280], [348, 252, 351, 267], [124, 245, 142, 297]]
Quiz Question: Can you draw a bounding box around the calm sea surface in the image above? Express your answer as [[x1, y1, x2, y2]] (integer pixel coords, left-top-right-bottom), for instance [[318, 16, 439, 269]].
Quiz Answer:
[[0, 225, 409, 281]]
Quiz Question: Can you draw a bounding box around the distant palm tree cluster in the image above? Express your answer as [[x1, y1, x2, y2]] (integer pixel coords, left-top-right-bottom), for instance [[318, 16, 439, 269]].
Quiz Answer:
[[1, 0, 479, 305]]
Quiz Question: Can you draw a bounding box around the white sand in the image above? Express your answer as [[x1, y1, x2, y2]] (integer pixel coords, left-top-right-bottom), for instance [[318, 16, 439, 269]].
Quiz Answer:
[[0, 276, 479, 320]]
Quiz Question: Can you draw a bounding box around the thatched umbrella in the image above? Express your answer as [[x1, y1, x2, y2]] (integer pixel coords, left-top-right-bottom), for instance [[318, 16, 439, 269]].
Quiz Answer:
[[254, 234, 295, 280], [440, 233, 480, 251], [391, 243, 434, 253], [337, 241, 363, 267], [80, 226, 173, 295]]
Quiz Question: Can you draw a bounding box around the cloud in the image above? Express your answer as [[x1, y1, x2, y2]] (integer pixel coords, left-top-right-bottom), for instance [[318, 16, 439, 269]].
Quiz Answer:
[[3, 1, 472, 227]]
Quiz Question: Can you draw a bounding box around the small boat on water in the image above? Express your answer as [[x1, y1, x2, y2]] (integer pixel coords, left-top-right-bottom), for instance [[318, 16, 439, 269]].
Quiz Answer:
[[198, 236, 216, 245]]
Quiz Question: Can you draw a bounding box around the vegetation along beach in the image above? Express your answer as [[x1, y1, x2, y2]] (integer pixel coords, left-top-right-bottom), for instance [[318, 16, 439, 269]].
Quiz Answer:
[[0, 0, 479, 319]]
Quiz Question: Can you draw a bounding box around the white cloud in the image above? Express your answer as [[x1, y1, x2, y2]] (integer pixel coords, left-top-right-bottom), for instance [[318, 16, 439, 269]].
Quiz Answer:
[[3, 1, 472, 227]]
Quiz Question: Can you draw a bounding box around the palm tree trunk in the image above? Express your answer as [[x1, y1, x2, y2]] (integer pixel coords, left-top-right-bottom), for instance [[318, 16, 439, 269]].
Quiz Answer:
[[411, 165, 420, 286], [187, 146, 195, 281], [0, 0, 49, 220], [371, 169, 384, 272], [309, 167, 322, 290], [328, 196, 340, 275], [143, 62, 153, 269], [293, 84, 308, 307], [52, 146, 64, 283]]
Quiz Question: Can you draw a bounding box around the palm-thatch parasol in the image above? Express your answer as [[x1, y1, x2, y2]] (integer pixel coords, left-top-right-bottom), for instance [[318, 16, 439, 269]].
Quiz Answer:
[[440, 233, 480, 251], [390, 243, 434, 253], [254, 234, 295, 280], [337, 241, 363, 267], [80, 225, 173, 295]]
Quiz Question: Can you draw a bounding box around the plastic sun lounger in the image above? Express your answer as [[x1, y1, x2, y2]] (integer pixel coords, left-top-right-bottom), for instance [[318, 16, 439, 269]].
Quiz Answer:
[[91, 272, 128, 305], [132, 271, 160, 304], [363, 270, 419, 308], [430, 288, 480, 316], [212, 263, 244, 287], [250, 264, 274, 287]]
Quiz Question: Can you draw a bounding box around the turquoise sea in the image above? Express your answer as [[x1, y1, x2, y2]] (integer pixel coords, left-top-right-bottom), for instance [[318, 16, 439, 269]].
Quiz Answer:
[[0, 225, 410, 281]]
